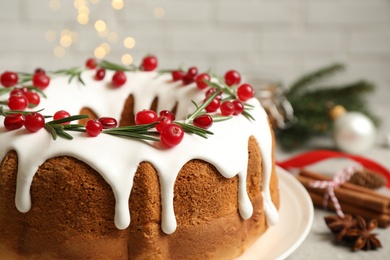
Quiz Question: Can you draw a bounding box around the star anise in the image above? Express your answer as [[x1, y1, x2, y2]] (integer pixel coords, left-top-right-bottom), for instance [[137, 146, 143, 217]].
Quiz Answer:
[[344, 216, 382, 251], [324, 214, 357, 241]]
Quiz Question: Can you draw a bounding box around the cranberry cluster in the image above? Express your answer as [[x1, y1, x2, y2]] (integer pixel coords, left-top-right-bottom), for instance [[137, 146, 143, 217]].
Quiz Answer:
[[135, 109, 183, 148], [0, 69, 50, 111]]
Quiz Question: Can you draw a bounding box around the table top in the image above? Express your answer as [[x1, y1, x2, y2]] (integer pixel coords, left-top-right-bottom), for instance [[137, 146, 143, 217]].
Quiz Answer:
[[276, 144, 390, 259]]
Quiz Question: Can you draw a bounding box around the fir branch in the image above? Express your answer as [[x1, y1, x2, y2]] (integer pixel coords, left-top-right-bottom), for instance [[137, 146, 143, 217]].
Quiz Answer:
[[288, 63, 345, 97]]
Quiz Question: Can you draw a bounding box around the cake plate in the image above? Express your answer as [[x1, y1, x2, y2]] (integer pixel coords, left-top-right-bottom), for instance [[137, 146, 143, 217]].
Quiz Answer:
[[236, 166, 314, 260]]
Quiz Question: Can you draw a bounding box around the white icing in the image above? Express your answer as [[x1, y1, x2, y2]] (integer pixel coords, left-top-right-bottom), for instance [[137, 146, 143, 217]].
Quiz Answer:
[[0, 69, 279, 234]]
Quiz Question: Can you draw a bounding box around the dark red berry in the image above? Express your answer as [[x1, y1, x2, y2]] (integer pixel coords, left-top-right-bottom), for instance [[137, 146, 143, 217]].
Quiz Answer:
[[160, 123, 184, 148], [156, 115, 172, 133], [32, 73, 50, 90], [195, 73, 210, 90], [159, 110, 175, 121], [237, 83, 254, 101], [224, 70, 241, 86], [7, 94, 28, 110], [53, 110, 71, 124], [25, 91, 40, 107], [172, 70, 184, 81], [0, 71, 18, 87], [141, 55, 158, 71], [112, 71, 126, 88], [24, 112, 45, 132], [86, 58, 97, 69], [34, 68, 46, 74], [220, 101, 235, 116], [182, 67, 198, 85], [135, 109, 158, 125], [193, 114, 213, 129], [205, 88, 222, 100], [182, 73, 195, 85], [205, 98, 220, 113], [4, 114, 25, 131], [86, 120, 103, 137], [232, 100, 244, 115], [98, 117, 118, 129], [10, 88, 23, 95], [187, 67, 198, 77], [94, 68, 106, 81]]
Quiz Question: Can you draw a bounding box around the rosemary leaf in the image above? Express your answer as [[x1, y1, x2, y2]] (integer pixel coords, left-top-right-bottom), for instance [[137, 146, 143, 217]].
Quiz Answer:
[[99, 60, 136, 72], [47, 114, 90, 125], [44, 124, 58, 140], [210, 115, 232, 122], [186, 85, 222, 122], [242, 110, 255, 121], [104, 131, 160, 141]]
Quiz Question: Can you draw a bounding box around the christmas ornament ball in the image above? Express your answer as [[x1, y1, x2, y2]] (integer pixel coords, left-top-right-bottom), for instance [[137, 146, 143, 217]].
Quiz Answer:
[[333, 111, 376, 154]]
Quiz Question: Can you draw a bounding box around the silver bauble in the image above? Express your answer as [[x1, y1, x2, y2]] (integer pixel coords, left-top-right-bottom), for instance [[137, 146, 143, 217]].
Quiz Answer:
[[333, 111, 376, 153]]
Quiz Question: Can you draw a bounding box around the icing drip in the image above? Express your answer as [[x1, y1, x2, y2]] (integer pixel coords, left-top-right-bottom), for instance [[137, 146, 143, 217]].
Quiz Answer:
[[0, 70, 279, 233]]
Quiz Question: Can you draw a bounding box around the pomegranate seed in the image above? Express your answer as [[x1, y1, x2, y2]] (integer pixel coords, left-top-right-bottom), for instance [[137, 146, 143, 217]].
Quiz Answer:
[[159, 110, 175, 121], [86, 58, 97, 69], [141, 55, 158, 71], [53, 110, 71, 124], [237, 83, 254, 101], [232, 100, 244, 115], [94, 68, 106, 81], [172, 70, 184, 81], [0, 71, 18, 87], [195, 73, 210, 90], [193, 114, 213, 129], [156, 115, 172, 133], [32, 73, 50, 90], [205, 98, 220, 113], [220, 101, 235, 116], [24, 112, 45, 132], [224, 70, 241, 86], [4, 114, 25, 131], [25, 91, 40, 107], [7, 94, 28, 110], [160, 123, 184, 148], [135, 110, 158, 125], [98, 117, 118, 129], [85, 120, 103, 137], [112, 71, 126, 88]]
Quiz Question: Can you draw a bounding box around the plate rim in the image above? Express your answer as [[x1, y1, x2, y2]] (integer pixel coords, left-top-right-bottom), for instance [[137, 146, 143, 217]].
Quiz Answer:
[[236, 166, 314, 260]]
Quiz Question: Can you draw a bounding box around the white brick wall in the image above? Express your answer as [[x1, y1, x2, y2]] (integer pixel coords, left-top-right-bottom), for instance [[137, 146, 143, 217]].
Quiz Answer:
[[0, 0, 389, 135]]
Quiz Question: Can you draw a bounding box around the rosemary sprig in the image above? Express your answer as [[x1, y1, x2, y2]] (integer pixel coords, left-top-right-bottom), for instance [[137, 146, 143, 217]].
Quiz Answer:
[[99, 60, 137, 72], [103, 123, 160, 141], [51, 67, 85, 85], [185, 84, 222, 123], [45, 115, 90, 140], [175, 122, 213, 139]]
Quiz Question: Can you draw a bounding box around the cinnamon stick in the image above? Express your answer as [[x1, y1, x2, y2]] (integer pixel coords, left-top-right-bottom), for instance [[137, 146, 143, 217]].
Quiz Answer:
[[300, 169, 390, 203], [296, 174, 390, 214], [308, 189, 390, 228]]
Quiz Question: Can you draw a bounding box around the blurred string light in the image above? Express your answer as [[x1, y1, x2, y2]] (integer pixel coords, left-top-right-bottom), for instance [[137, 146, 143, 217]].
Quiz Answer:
[[46, 0, 165, 64]]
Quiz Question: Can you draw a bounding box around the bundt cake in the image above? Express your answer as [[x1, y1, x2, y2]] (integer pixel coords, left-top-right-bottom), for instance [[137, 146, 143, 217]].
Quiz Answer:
[[0, 57, 279, 259]]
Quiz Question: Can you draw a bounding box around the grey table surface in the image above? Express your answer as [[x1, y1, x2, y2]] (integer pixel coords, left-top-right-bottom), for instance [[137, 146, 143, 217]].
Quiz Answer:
[[276, 142, 390, 259]]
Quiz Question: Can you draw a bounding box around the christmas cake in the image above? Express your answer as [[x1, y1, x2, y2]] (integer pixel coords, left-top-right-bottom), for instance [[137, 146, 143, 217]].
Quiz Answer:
[[0, 56, 280, 259]]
